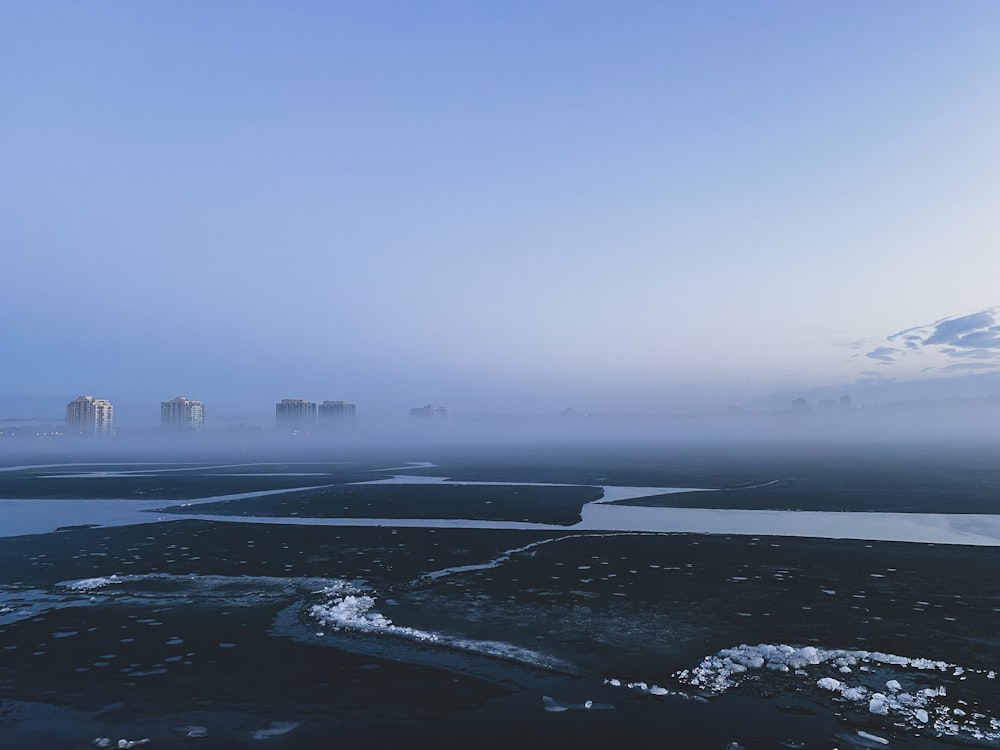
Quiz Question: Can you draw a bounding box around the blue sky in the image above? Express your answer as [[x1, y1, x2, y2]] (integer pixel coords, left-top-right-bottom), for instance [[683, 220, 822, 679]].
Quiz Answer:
[[2, 2, 999, 424]]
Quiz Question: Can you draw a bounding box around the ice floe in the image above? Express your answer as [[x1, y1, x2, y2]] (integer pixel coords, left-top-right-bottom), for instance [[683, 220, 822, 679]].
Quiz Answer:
[[60, 576, 124, 591], [252, 721, 299, 740], [603, 677, 705, 702], [308, 581, 573, 672], [310, 583, 437, 642], [674, 643, 1000, 743], [542, 695, 614, 712], [856, 730, 889, 745]]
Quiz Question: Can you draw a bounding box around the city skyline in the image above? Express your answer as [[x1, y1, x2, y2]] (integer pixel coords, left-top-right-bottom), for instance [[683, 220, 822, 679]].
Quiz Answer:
[[4, 387, 1000, 444], [4, 386, 996, 427], [3, 3, 1000, 421]]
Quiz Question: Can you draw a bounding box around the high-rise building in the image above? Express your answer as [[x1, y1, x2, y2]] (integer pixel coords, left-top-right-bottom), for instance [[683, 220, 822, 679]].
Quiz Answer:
[[161, 396, 205, 431], [66, 395, 114, 434], [318, 400, 356, 428], [276, 399, 317, 430]]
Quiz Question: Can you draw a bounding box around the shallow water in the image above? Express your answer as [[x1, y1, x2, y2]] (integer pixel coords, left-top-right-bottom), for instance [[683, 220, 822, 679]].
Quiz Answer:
[[5, 474, 1000, 546]]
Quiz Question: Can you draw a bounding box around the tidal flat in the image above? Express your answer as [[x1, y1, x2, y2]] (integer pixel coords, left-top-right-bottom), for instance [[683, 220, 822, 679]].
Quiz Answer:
[[1, 442, 999, 749]]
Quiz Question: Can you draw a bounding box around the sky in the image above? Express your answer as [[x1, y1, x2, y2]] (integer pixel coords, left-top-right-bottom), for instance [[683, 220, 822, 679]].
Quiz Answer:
[[2, 1, 1000, 426]]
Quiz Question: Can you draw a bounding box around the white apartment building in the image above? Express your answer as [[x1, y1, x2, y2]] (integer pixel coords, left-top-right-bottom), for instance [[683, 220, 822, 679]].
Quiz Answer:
[[161, 396, 205, 431], [318, 400, 356, 427], [66, 395, 114, 434], [276, 398, 317, 429]]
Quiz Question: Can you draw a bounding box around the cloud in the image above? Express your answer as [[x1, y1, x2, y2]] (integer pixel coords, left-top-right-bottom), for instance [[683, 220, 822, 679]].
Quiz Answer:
[[863, 307, 1000, 377], [952, 329, 1000, 349], [920, 311, 996, 345], [941, 346, 997, 360], [865, 347, 898, 363], [942, 360, 998, 372]]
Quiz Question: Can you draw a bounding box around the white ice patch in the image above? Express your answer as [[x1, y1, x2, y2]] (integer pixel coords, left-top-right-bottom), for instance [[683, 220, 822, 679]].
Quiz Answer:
[[868, 695, 889, 715], [446, 637, 570, 671], [309, 583, 572, 671], [251, 722, 299, 740], [60, 576, 123, 591], [542, 695, 614, 712], [674, 643, 1000, 743], [817, 677, 841, 691], [310, 584, 437, 642], [603, 677, 705, 702], [856, 731, 889, 745]]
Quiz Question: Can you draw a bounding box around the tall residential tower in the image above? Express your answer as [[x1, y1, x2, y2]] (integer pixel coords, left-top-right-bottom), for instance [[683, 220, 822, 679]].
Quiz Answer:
[[66, 395, 114, 434], [318, 400, 356, 428], [410, 404, 449, 420], [275, 399, 317, 430], [161, 396, 205, 431]]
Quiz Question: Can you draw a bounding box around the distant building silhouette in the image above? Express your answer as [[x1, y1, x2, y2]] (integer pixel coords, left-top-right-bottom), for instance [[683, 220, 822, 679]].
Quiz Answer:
[[66, 395, 113, 434], [791, 398, 809, 414], [276, 399, 317, 430], [818, 395, 853, 414], [161, 396, 204, 431], [318, 400, 356, 428], [410, 404, 449, 420]]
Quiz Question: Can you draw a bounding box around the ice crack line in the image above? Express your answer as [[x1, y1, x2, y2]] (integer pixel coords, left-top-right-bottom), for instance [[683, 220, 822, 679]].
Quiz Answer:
[[414, 531, 666, 585]]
